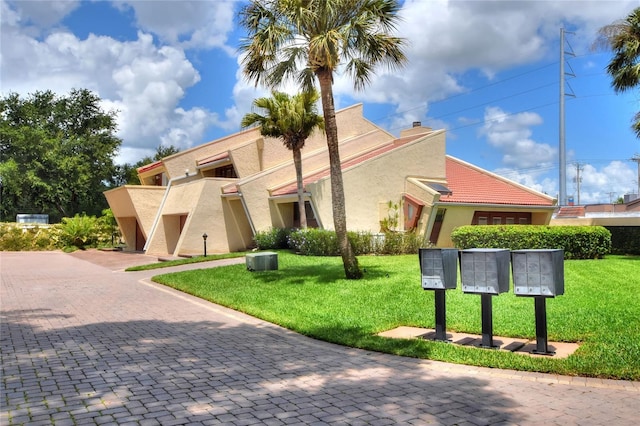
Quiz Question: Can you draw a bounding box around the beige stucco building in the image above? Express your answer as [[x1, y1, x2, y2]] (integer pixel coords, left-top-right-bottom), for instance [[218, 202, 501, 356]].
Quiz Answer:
[[105, 104, 557, 256]]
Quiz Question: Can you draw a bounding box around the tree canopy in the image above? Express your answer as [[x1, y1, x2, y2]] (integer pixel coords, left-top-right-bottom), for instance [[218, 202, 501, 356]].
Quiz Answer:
[[239, 0, 406, 278], [0, 89, 121, 222], [594, 7, 640, 138], [242, 90, 324, 228]]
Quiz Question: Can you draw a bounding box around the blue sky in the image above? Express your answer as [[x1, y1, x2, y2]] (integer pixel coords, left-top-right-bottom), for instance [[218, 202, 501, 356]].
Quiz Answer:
[[2, 0, 639, 204]]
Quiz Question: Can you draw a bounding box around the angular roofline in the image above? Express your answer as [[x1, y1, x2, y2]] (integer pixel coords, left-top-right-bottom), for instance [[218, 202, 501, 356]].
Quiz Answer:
[[445, 155, 557, 204], [269, 130, 437, 196], [137, 160, 163, 174], [434, 201, 557, 210]]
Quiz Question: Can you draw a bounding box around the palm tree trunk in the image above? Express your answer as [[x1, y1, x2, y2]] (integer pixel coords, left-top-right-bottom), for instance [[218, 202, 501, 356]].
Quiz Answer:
[[316, 69, 362, 279], [293, 147, 307, 229]]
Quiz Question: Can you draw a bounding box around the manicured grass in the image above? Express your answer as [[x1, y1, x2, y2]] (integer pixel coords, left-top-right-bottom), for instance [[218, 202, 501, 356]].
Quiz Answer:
[[126, 252, 246, 271], [152, 251, 640, 380]]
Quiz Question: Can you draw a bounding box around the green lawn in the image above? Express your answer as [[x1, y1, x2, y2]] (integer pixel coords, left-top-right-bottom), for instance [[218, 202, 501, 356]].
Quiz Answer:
[[125, 252, 246, 271], [152, 251, 640, 380]]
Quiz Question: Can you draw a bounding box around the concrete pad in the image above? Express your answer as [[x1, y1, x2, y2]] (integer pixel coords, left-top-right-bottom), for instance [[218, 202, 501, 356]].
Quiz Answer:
[[379, 327, 579, 358]]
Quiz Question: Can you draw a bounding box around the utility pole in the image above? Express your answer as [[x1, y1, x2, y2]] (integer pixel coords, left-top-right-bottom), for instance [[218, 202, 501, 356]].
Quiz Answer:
[[559, 28, 575, 206], [632, 154, 640, 196], [574, 162, 583, 205]]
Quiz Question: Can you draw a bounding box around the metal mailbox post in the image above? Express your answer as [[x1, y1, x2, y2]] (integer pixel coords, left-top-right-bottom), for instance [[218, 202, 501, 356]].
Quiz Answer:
[[419, 248, 458, 341], [460, 248, 511, 348], [511, 249, 564, 355]]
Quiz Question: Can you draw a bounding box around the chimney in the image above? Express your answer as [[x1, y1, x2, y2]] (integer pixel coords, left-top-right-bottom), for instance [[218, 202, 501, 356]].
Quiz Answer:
[[401, 121, 432, 138]]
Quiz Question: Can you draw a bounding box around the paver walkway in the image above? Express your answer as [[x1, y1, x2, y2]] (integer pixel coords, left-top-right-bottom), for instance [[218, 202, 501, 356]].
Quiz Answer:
[[1, 251, 638, 425]]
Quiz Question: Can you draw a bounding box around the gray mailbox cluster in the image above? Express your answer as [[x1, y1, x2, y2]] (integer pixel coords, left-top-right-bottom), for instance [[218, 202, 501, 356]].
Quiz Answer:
[[420, 248, 565, 297], [511, 249, 564, 297], [419, 248, 565, 354]]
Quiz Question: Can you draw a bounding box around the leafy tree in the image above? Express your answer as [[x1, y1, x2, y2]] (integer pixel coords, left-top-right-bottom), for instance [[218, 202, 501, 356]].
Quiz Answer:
[[0, 89, 121, 222], [594, 7, 640, 138], [242, 90, 324, 229], [239, 0, 406, 278]]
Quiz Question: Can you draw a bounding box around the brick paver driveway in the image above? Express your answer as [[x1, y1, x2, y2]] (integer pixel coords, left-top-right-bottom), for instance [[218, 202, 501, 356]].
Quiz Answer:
[[1, 251, 638, 425]]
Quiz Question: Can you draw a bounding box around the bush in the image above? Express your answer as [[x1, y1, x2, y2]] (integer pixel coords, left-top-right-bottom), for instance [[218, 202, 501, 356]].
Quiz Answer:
[[450, 225, 611, 259], [0, 210, 118, 251], [59, 214, 100, 249], [97, 208, 121, 246], [254, 227, 291, 250], [605, 226, 640, 255], [0, 223, 62, 251], [378, 231, 422, 255], [287, 228, 422, 256], [347, 231, 377, 255], [288, 228, 340, 256]]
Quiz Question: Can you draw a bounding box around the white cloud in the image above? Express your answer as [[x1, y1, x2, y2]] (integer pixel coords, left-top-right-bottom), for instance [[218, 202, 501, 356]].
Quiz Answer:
[[113, 0, 239, 52], [335, 0, 639, 131], [494, 167, 557, 197], [5, 0, 80, 29], [480, 106, 556, 168], [495, 159, 638, 205], [0, 0, 238, 165], [569, 161, 637, 204]]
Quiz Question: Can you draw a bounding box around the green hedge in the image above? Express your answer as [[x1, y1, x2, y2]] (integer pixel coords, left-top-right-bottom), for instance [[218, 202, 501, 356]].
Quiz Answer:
[[450, 225, 611, 259], [253, 228, 422, 256], [605, 226, 640, 255]]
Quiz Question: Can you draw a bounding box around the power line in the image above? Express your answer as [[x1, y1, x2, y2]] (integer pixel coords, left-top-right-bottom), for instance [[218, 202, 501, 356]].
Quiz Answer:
[[369, 62, 558, 123]]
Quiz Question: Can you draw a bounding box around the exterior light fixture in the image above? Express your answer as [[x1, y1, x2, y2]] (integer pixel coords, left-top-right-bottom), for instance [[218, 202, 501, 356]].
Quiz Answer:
[[202, 233, 208, 257]]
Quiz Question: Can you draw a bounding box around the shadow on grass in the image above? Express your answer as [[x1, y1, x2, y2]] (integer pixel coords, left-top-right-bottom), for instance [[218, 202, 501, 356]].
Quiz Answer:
[[244, 255, 396, 285]]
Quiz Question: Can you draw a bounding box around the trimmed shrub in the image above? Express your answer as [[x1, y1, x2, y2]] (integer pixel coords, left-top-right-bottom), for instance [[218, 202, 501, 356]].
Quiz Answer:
[[288, 228, 340, 256], [450, 225, 611, 259], [287, 228, 422, 256], [606, 226, 640, 255], [254, 227, 290, 250]]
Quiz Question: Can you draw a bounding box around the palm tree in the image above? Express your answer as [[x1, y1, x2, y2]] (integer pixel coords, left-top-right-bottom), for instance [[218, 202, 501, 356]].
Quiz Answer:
[[239, 0, 406, 279], [241, 90, 324, 229], [594, 7, 640, 137]]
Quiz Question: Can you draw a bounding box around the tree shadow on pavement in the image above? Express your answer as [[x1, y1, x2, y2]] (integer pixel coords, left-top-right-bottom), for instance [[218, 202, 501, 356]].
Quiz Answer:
[[1, 309, 523, 425]]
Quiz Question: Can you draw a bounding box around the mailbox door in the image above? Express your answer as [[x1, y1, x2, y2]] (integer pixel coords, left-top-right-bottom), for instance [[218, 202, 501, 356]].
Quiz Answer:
[[460, 249, 510, 294], [512, 249, 564, 297], [419, 248, 458, 290]]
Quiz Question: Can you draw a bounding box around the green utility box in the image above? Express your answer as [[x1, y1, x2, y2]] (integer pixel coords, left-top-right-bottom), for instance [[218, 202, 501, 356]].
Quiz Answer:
[[246, 252, 278, 271]]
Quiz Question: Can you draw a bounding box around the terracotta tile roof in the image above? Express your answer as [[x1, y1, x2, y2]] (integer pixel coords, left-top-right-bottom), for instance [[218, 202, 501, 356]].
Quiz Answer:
[[270, 134, 423, 196], [137, 160, 163, 174], [197, 152, 229, 166], [555, 206, 586, 217], [439, 156, 555, 206]]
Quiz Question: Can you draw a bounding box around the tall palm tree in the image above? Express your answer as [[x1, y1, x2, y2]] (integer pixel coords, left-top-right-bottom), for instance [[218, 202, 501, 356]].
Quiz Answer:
[[594, 7, 640, 137], [241, 90, 324, 229], [239, 0, 406, 279]]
